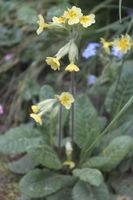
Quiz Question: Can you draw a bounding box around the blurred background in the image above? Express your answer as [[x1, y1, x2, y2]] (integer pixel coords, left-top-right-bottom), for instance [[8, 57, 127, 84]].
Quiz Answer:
[[0, 1, 133, 200], [0, 0, 133, 131]]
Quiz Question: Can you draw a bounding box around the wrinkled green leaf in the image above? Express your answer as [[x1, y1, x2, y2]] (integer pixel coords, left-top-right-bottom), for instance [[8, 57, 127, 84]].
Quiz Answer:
[[105, 61, 133, 117], [21, 79, 40, 100], [110, 174, 133, 199], [28, 144, 62, 170], [83, 136, 133, 172], [0, 26, 23, 46], [17, 5, 37, 24], [46, 4, 69, 21], [92, 182, 110, 200], [8, 154, 38, 174], [73, 168, 103, 187], [20, 169, 75, 198], [73, 181, 95, 200], [39, 84, 55, 101], [0, 124, 42, 154], [74, 95, 100, 149], [47, 188, 72, 200]]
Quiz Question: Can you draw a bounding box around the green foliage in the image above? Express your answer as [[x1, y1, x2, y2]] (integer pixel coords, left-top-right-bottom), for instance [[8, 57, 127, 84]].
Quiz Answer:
[[28, 144, 62, 170], [73, 168, 103, 187], [20, 79, 40, 101], [46, 3, 69, 21], [17, 5, 37, 24], [72, 181, 110, 200], [74, 95, 100, 149], [0, 26, 23, 46], [92, 182, 110, 200], [8, 154, 38, 174], [110, 174, 133, 199], [20, 169, 75, 198], [39, 85, 55, 101], [73, 181, 95, 200], [47, 188, 72, 200], [0, 124, 42, 154], [105, 61, 133, 117], [17, 195, 31, 200], [83, 136, 133, 172], [0, 0, 133, 199]]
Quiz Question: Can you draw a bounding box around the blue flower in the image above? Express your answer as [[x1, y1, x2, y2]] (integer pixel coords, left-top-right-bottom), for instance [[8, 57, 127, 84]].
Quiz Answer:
[[82, 42, 100, 59], [87, 74, 97, 85], [127, 9, 133, 17], [111, 47, 123, 59]]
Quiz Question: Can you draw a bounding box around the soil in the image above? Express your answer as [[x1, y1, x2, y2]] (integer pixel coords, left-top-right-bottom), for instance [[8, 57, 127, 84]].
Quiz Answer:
[[0, 156, 19, 200]]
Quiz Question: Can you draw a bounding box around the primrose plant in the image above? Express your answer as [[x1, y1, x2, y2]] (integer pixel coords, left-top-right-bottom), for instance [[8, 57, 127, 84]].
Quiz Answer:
[[1, 5, 133, 200]]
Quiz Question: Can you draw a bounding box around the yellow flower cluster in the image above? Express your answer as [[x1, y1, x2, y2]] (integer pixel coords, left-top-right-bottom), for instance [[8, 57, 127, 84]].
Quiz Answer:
[[101, 34, 132, 55], [30, 93, 74, 125], [45, 57, 80, 72], [30, 99, 57, 125], [52, 6, 95, 27], [34, 6, 96, 128], [37, 7, 95, 71], [36, 6, 95, 35]]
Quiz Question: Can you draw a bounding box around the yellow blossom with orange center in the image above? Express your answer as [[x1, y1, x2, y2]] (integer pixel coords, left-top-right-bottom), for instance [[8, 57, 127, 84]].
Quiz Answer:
[[64, 6, 83, 25], [58, 92, 74, 109], [80, 14, 95, 28], [113, 34, 132, 54]]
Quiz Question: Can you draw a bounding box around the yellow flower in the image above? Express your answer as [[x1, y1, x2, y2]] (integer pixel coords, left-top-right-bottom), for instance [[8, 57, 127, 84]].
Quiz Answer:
[[63, 160, 75, 169], [31, 105, 39, 113], [36, 14, 49, 35], [64, 6, 83, 25], [59, 92, 74, 109], [65, 63, 80, 72], [30, 113, 42, 125], [46, 57, 60, 71], [30, 99, 57, 125], [52, 16, 66, 24], [100, 38, 112, 54], [80, 14, 95, 28], [113, 34, 131, 54]]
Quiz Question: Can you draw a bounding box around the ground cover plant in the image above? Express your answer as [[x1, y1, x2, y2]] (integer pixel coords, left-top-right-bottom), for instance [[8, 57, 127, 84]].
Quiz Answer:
[[0, 0, 133, 200]]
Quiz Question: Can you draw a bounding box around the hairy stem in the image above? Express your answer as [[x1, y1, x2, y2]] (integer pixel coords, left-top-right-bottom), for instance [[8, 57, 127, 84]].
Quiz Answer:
[[58, 104, 62, 151], [71, 72, 75, 145], [111, 57, 125, 115], [119, 0, 123, 23]]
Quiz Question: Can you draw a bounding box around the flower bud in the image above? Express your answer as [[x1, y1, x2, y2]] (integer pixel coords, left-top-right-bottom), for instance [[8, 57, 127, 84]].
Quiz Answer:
[[55, 42, 70, 60], [65, 141, 73, 157]]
